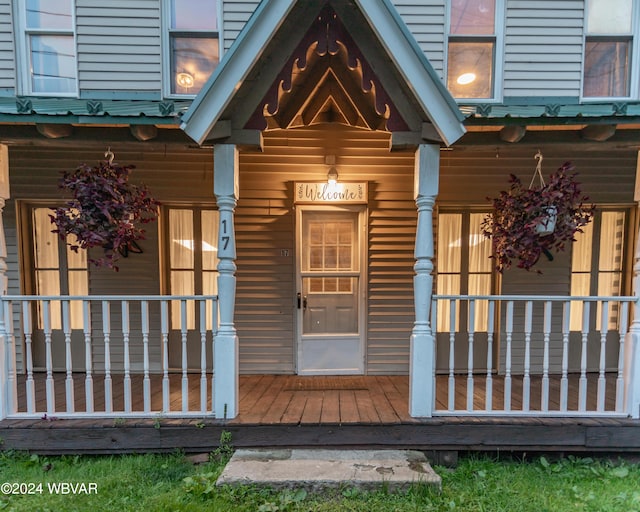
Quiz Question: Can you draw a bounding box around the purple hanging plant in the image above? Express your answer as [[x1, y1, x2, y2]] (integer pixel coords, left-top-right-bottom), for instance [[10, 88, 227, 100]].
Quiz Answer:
[[481, 162, 595, 273], [50, 159, 160, 270]]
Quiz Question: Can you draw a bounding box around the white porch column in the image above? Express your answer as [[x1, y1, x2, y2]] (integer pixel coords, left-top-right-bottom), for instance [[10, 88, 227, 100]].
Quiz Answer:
[[0, 144, 13, 420], [213, 144, 239, 419], [625, 157, 640, 418], [409, 144, 439, 417]]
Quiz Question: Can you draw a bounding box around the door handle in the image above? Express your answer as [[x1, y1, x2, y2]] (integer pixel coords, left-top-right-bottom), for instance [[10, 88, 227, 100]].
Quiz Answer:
[[297, 293, 308, 311]]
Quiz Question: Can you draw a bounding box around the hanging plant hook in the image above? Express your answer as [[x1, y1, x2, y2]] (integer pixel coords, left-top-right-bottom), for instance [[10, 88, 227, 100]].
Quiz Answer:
[[529, 149, 546, 189], [104, 147, 115, 165]]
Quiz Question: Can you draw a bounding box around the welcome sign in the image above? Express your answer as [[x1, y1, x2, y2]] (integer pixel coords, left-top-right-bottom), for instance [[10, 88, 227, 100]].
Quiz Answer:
[[294, 182, 368, 204]]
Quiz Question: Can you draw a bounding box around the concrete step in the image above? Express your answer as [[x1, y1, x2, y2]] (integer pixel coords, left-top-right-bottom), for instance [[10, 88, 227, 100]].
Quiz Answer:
[[216, 449, 441, 492]]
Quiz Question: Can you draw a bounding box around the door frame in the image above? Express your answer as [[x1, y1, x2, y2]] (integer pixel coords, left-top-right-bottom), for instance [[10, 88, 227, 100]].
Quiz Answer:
[[295, 204, 368, 375]]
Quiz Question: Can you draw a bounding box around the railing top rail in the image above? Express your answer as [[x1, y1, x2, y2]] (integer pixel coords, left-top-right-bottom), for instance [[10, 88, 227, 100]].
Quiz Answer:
[[0, 295, 219, 301], [433, 294, 637, 302]]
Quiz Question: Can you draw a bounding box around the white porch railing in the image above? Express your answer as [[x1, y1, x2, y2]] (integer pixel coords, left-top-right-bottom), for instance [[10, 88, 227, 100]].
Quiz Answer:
[[432, 295, 637, 417], [0, 295, 218, 419]]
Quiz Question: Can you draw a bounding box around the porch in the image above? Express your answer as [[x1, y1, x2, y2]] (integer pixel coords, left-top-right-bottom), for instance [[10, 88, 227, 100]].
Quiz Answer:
[[2, 373, 640, 455]]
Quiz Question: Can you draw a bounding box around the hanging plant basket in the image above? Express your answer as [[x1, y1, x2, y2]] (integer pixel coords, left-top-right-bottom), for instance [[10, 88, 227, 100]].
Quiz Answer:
[[49, 151, 160, 270], [481, 155, 595, 273]]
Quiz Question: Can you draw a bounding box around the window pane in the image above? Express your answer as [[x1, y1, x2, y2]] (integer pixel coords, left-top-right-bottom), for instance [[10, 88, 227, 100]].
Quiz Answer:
[[68, 271, 88, 329], [584, 40, 629, 97], [450, 0, 495, 35], [599, 211, 625, 271], [447, 41, 494, 98], [170, 36, 219, 94], [468, 274, 490, 332], [171, 0, 217, 30], [570, 274, 591, 331], [26, 0, 73, 29], [469, 213, 492, 272], [36, 271, 61, 330], [587, 0, 632, 33], [437, 214, 462, 273], [572, 221, 593, 272], [171, 271, 194, 329], [33, 208, 59, 269], [66, 238, 87, 270], [30, 35, 76, 93], [437, 275, 461, 332], [169, 209, 195, 269], [201, 210, 219, 270]]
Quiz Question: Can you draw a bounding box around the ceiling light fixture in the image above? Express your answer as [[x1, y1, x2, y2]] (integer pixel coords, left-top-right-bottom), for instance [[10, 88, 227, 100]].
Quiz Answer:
[[176, 72, 195, 89]]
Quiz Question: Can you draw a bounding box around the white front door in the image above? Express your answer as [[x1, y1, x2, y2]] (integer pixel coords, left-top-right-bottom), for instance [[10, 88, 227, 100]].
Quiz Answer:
[[297, 206, 365, 374]]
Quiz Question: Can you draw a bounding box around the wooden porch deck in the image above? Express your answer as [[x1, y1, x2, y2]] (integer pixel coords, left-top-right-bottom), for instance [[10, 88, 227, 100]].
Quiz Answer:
[[2, 373, 639, 455]]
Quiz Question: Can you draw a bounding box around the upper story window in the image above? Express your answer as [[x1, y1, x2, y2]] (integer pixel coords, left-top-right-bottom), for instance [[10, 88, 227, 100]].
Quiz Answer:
[[583, 0, 633, 98], [166, 0, 219, 96], [446, 0, 500, 100], [22, 0, 77, 95]]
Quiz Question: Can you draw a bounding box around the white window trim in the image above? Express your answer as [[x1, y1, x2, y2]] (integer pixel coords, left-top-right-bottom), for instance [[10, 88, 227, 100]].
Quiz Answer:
[[161, 0, 223, 99], [581, 0, 639, 102], [13, 0, 79, 97], [444, 0, 505, 103]]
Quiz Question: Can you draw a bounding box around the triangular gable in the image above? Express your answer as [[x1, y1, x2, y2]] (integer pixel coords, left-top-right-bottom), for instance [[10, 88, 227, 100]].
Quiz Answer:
[[180, 0, 465, 147]]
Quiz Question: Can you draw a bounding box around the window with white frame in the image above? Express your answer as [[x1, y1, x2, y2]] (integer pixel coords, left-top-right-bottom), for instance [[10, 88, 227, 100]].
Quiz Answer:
[[436, 211, 494, 333], [570, 209, 628, 331], [21, 0, 77, 95], [446, 0, 500, 99], [166, 0, 219, 96], [583, 0, 633, 98], [163, 207, 219, 329]]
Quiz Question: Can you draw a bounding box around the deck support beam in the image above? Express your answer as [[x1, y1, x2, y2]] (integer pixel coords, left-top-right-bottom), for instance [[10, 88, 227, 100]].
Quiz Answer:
[[626, 154, 640, 419], [213, 144, 240, 419], [0, 144, 13, 420], [409, 144, 439, 417]]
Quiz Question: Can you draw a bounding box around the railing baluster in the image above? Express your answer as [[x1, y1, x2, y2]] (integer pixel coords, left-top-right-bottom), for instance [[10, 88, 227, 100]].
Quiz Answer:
[[541, 301, 552, 412], [181, 299, 189, 412], [22, 301, 35, 413], [523, 301, 532, 412], [561, 301, 570, 412], [485, 300, 494, 412], [83, 300, 93, 413], [447, 299, 456, 412], [43, 300, 55, 414], [579, 301, 590, 412], [3, 300, 17, 416], [161, 300, 170, 412], [102, 300, 112, 413], [62, 300, 74, 413], [466, 299, 475, 412], [597, 301, 609, 412], [122, 300, 132, 413], [142, 300, 151, 413], [504, 301, 513, 412], [616, 301, 629, 413], [200, 300, 208, 414]]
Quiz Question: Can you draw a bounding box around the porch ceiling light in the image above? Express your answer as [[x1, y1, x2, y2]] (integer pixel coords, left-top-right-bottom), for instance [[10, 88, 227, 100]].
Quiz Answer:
[[176, 72, 195, 89], [456, 72, 476, 85], [327, 166, 339, 184]]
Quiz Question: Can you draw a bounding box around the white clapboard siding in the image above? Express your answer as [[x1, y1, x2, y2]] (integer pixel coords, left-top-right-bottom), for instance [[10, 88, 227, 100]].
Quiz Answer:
[[76, 0, 161, 93], [0, 0, 14, 91], [393, 0, 446, 76], [504, 1, 584, 97]]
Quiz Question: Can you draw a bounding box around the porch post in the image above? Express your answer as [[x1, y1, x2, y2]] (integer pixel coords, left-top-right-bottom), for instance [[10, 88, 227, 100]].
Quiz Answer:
[[0, 144, 12, 420], [409, 144, 439, 417], [625, 159, 640, 419], [213, 144, 239, 419]]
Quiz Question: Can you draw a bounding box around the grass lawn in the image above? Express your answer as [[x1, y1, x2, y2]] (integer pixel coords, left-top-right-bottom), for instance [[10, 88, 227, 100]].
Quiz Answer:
[[1, 445, 639, 512]]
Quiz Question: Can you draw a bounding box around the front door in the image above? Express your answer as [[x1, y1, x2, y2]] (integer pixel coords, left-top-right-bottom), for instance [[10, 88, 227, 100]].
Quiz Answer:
[[297, 207, 365, 374]]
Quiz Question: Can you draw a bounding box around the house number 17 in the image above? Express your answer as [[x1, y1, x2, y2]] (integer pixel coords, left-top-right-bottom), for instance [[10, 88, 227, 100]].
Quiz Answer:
[[220, 216, 233, 254]]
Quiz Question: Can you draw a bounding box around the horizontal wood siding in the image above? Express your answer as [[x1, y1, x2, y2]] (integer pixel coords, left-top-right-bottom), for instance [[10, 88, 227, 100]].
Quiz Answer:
[[393, 0, 445, 76], [76, 0, 161, 93], [0, 0, 13, 92], [504, 1, 584, 96], [222, 1, 259, 52], [240, 126, 416, 375]]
